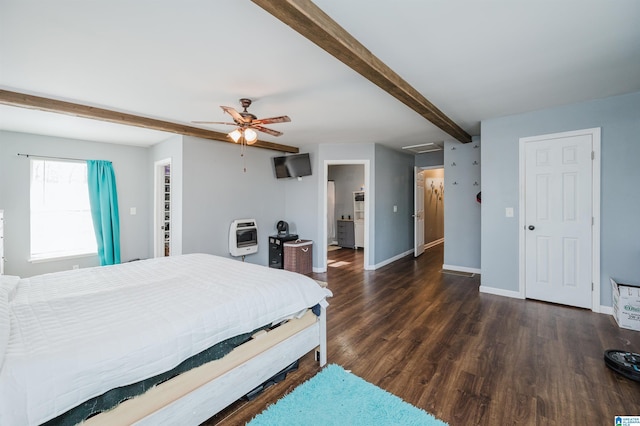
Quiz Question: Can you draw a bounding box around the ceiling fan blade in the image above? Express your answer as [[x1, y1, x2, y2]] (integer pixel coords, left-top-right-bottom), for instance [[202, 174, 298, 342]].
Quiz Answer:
[[221, 106, 249, 124], [252, 115, 291, 125], [253, 125, 284, 137], [191, 121, 236, 126]]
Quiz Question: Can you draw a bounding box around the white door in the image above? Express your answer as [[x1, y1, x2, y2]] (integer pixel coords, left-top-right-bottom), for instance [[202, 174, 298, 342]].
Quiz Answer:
[[414, 167, 425, 257], [523, 133, 593, 308]]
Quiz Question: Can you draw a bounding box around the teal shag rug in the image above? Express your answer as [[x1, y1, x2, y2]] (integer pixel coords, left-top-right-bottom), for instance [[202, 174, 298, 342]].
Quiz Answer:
[[248, 364, 448, 425]]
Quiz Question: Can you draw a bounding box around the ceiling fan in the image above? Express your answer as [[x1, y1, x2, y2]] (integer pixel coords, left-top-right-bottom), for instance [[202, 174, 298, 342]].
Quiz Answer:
[[193, 98, 291, 145]]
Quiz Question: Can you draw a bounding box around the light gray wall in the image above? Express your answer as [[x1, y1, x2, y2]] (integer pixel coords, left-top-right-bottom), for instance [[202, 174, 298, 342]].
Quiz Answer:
[[443, 138, 481, 270], [1, 129, 486, 276], [373, 144, 414, 264], [281, 144, 320, 252], [179, 136, 287, 266], [0, 130, 150, 277], [481, 91, 640, 306], [415, 150, 444, 168], [328, 164, 365, 221]]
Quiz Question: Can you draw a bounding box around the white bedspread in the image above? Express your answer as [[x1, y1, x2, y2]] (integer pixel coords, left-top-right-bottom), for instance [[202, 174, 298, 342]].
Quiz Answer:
[[0, 254, 331, 425]]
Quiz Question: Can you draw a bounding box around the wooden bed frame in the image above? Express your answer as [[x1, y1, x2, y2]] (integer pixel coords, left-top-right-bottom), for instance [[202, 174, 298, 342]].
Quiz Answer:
[[84, 305, 327, 425]]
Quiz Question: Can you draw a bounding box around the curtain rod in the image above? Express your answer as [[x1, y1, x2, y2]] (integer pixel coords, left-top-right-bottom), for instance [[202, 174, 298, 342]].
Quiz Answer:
[[17, 153, 108, 163]]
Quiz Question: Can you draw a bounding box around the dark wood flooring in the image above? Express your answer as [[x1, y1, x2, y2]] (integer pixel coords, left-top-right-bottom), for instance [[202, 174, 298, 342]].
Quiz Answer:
[[206, 245, 640, 425]]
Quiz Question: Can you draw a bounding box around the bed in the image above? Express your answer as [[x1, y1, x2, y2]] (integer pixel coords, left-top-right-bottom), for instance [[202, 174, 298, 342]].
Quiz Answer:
[[0, 253, 332, 425]]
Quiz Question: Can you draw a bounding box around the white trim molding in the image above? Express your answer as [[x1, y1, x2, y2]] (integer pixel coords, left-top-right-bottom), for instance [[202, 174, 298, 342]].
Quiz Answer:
[[599, 305, 614, 316], [320, 160, 371, 271], [518, 127, 601, 312], [479, 286, 525, 299], [424, 238, 444, 250], [442, 264, 481, 275], [371, 249, 413, 270]]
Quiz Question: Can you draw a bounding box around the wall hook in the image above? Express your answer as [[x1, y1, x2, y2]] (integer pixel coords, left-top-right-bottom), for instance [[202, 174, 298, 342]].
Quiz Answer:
[[473, 144, 479, 148], [452, 181, 458, 185], [473, 181, 479, 186], [473, 160, 479, 165], [451, 162, 456, 166], [451, 146, 456, 150]]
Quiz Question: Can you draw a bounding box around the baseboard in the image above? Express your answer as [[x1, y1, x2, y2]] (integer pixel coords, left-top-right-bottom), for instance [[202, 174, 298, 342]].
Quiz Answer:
[[599, 305, 613, 315], [442, 264, 481, 275], [479, 286, 525, 299], [424, 238, 444, 250], [312, 266, 326, 273], [371, 249, 414, 270]]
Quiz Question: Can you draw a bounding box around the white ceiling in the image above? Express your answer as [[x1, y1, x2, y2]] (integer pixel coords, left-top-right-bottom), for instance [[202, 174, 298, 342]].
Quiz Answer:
[[1, 0, 639, 152]]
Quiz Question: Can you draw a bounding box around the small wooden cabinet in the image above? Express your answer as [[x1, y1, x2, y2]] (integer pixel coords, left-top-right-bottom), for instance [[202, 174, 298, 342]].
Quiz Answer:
[[337, 220, 355, 249]]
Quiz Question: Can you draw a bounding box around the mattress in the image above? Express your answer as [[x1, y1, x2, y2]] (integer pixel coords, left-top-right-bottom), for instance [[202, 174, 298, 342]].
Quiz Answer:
[[0, 253, 332, 426]]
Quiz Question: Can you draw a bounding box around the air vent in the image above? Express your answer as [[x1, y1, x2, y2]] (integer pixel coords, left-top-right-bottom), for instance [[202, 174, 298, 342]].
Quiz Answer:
[[401, 142, 443, 154]]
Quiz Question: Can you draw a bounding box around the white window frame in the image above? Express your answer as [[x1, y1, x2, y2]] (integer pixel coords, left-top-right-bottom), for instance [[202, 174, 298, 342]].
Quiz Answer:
[[29, 158, 98, 262]]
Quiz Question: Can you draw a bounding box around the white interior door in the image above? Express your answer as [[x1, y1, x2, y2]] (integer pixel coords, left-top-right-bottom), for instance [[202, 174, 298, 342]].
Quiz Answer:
[[414, 167, 425, 257], [523, 133, 593, 308]]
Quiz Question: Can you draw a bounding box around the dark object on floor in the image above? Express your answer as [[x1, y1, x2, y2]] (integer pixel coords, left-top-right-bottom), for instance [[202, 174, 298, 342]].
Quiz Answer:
[[243, 360, 300, 401], [604, 349, 640, 382]]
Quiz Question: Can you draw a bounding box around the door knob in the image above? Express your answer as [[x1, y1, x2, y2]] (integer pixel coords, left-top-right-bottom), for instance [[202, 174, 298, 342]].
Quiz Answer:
[[528, 225, 535, 230]]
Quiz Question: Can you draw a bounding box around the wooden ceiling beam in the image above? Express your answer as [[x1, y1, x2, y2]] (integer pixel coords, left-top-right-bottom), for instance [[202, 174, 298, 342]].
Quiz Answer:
[[252, 0, 472, 143], [0, 90, 299, 153]]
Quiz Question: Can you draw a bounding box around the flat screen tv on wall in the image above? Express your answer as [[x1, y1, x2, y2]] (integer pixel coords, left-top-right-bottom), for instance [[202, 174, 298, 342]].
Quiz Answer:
[[273, 153, 312, 179]]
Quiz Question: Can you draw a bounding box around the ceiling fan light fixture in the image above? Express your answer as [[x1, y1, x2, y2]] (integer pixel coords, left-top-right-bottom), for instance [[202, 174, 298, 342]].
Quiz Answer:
[[244, 128, 258, 144], [228, 129, 242, 143]]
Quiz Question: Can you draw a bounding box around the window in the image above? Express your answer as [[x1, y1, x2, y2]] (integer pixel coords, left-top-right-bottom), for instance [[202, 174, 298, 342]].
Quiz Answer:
[[30, 159, 97, 260]]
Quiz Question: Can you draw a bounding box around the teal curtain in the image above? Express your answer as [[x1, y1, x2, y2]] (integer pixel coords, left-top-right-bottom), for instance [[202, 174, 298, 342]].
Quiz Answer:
[[87, 160, 121, 265]]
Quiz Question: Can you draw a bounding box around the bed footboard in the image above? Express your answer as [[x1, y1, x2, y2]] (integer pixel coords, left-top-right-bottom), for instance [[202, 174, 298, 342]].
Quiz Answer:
[[85, 306, 327, 426]]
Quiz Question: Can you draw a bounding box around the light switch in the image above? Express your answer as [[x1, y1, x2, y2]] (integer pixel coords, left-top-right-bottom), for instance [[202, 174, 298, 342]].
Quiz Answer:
[[130, 207, 137, 215], [393, 205, 397, 213], [505, 207, 514, 218]]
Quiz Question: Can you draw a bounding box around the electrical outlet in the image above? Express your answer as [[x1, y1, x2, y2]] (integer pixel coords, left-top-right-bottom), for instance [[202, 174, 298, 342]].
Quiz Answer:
[[505, 207, 514, 218]]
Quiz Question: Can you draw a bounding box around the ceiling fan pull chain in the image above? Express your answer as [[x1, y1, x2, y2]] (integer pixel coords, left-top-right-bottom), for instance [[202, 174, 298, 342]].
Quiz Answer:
[[241, 136, 247, 172]]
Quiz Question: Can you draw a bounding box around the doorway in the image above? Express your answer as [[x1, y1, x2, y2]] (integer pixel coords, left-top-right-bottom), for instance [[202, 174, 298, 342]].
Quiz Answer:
[[154, 158, 171, 258], [518, 128, 601, 311], [322, 160, 371, 271], [414, 167, 445, 257]]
